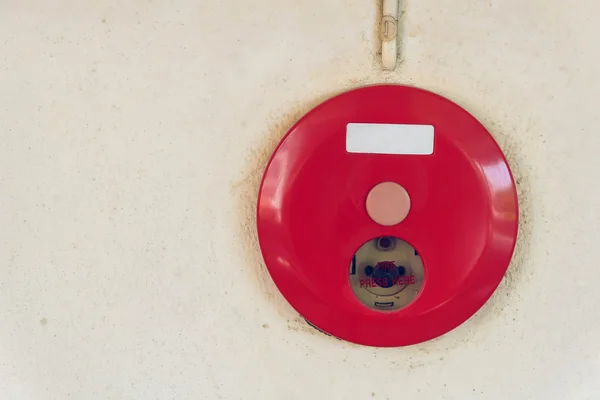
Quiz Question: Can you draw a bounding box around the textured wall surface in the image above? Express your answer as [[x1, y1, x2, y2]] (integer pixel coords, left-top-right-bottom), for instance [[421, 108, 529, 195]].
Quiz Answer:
[[1, 1, 599, 399]]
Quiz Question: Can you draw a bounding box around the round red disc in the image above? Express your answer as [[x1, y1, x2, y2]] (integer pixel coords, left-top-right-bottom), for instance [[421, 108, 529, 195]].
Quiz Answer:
[[256, 84, 518, 347]]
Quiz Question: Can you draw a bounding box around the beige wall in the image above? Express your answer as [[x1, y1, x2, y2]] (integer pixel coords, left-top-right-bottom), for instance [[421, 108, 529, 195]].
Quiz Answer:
[[1, 1, 598, 398]]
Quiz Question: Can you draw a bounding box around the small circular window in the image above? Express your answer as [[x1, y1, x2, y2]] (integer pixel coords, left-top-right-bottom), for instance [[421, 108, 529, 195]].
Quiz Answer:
[[349, 236, 424, 311]]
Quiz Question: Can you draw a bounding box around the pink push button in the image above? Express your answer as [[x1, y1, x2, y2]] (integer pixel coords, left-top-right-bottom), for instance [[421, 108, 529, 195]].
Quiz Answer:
[[365, 182, 411, 226]]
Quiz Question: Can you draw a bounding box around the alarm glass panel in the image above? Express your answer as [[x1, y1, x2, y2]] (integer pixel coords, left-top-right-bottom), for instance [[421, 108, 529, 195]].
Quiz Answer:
[[349, 236, 424, 311]]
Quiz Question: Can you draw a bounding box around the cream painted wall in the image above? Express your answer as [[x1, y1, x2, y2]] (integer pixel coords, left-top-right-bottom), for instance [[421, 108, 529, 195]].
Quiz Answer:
[[1, 1, 599, 399]]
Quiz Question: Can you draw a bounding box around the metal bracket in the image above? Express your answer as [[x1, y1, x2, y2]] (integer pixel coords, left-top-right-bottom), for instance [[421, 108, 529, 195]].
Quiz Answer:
[[381, 0, 399, 70]]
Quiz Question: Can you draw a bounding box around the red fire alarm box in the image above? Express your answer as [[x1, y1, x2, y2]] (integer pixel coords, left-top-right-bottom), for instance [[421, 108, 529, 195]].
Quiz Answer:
[[256, 84, 519, 347]]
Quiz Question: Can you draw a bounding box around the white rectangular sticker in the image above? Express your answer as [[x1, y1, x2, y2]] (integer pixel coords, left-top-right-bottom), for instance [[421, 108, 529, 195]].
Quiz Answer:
[[346, 123, 434, 155]]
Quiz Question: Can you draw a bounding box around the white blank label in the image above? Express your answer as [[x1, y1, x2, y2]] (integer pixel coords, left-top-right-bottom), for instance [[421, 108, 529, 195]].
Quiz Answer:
[[346, 123, 434, 155]]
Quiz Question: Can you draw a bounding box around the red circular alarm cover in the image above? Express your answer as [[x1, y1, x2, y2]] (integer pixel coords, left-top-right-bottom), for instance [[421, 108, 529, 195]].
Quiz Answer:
[[256, 84, 518, 347]]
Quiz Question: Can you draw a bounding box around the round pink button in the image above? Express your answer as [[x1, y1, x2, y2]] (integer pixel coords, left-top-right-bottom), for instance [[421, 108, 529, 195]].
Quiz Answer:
[[366, 182, 411, 226]]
